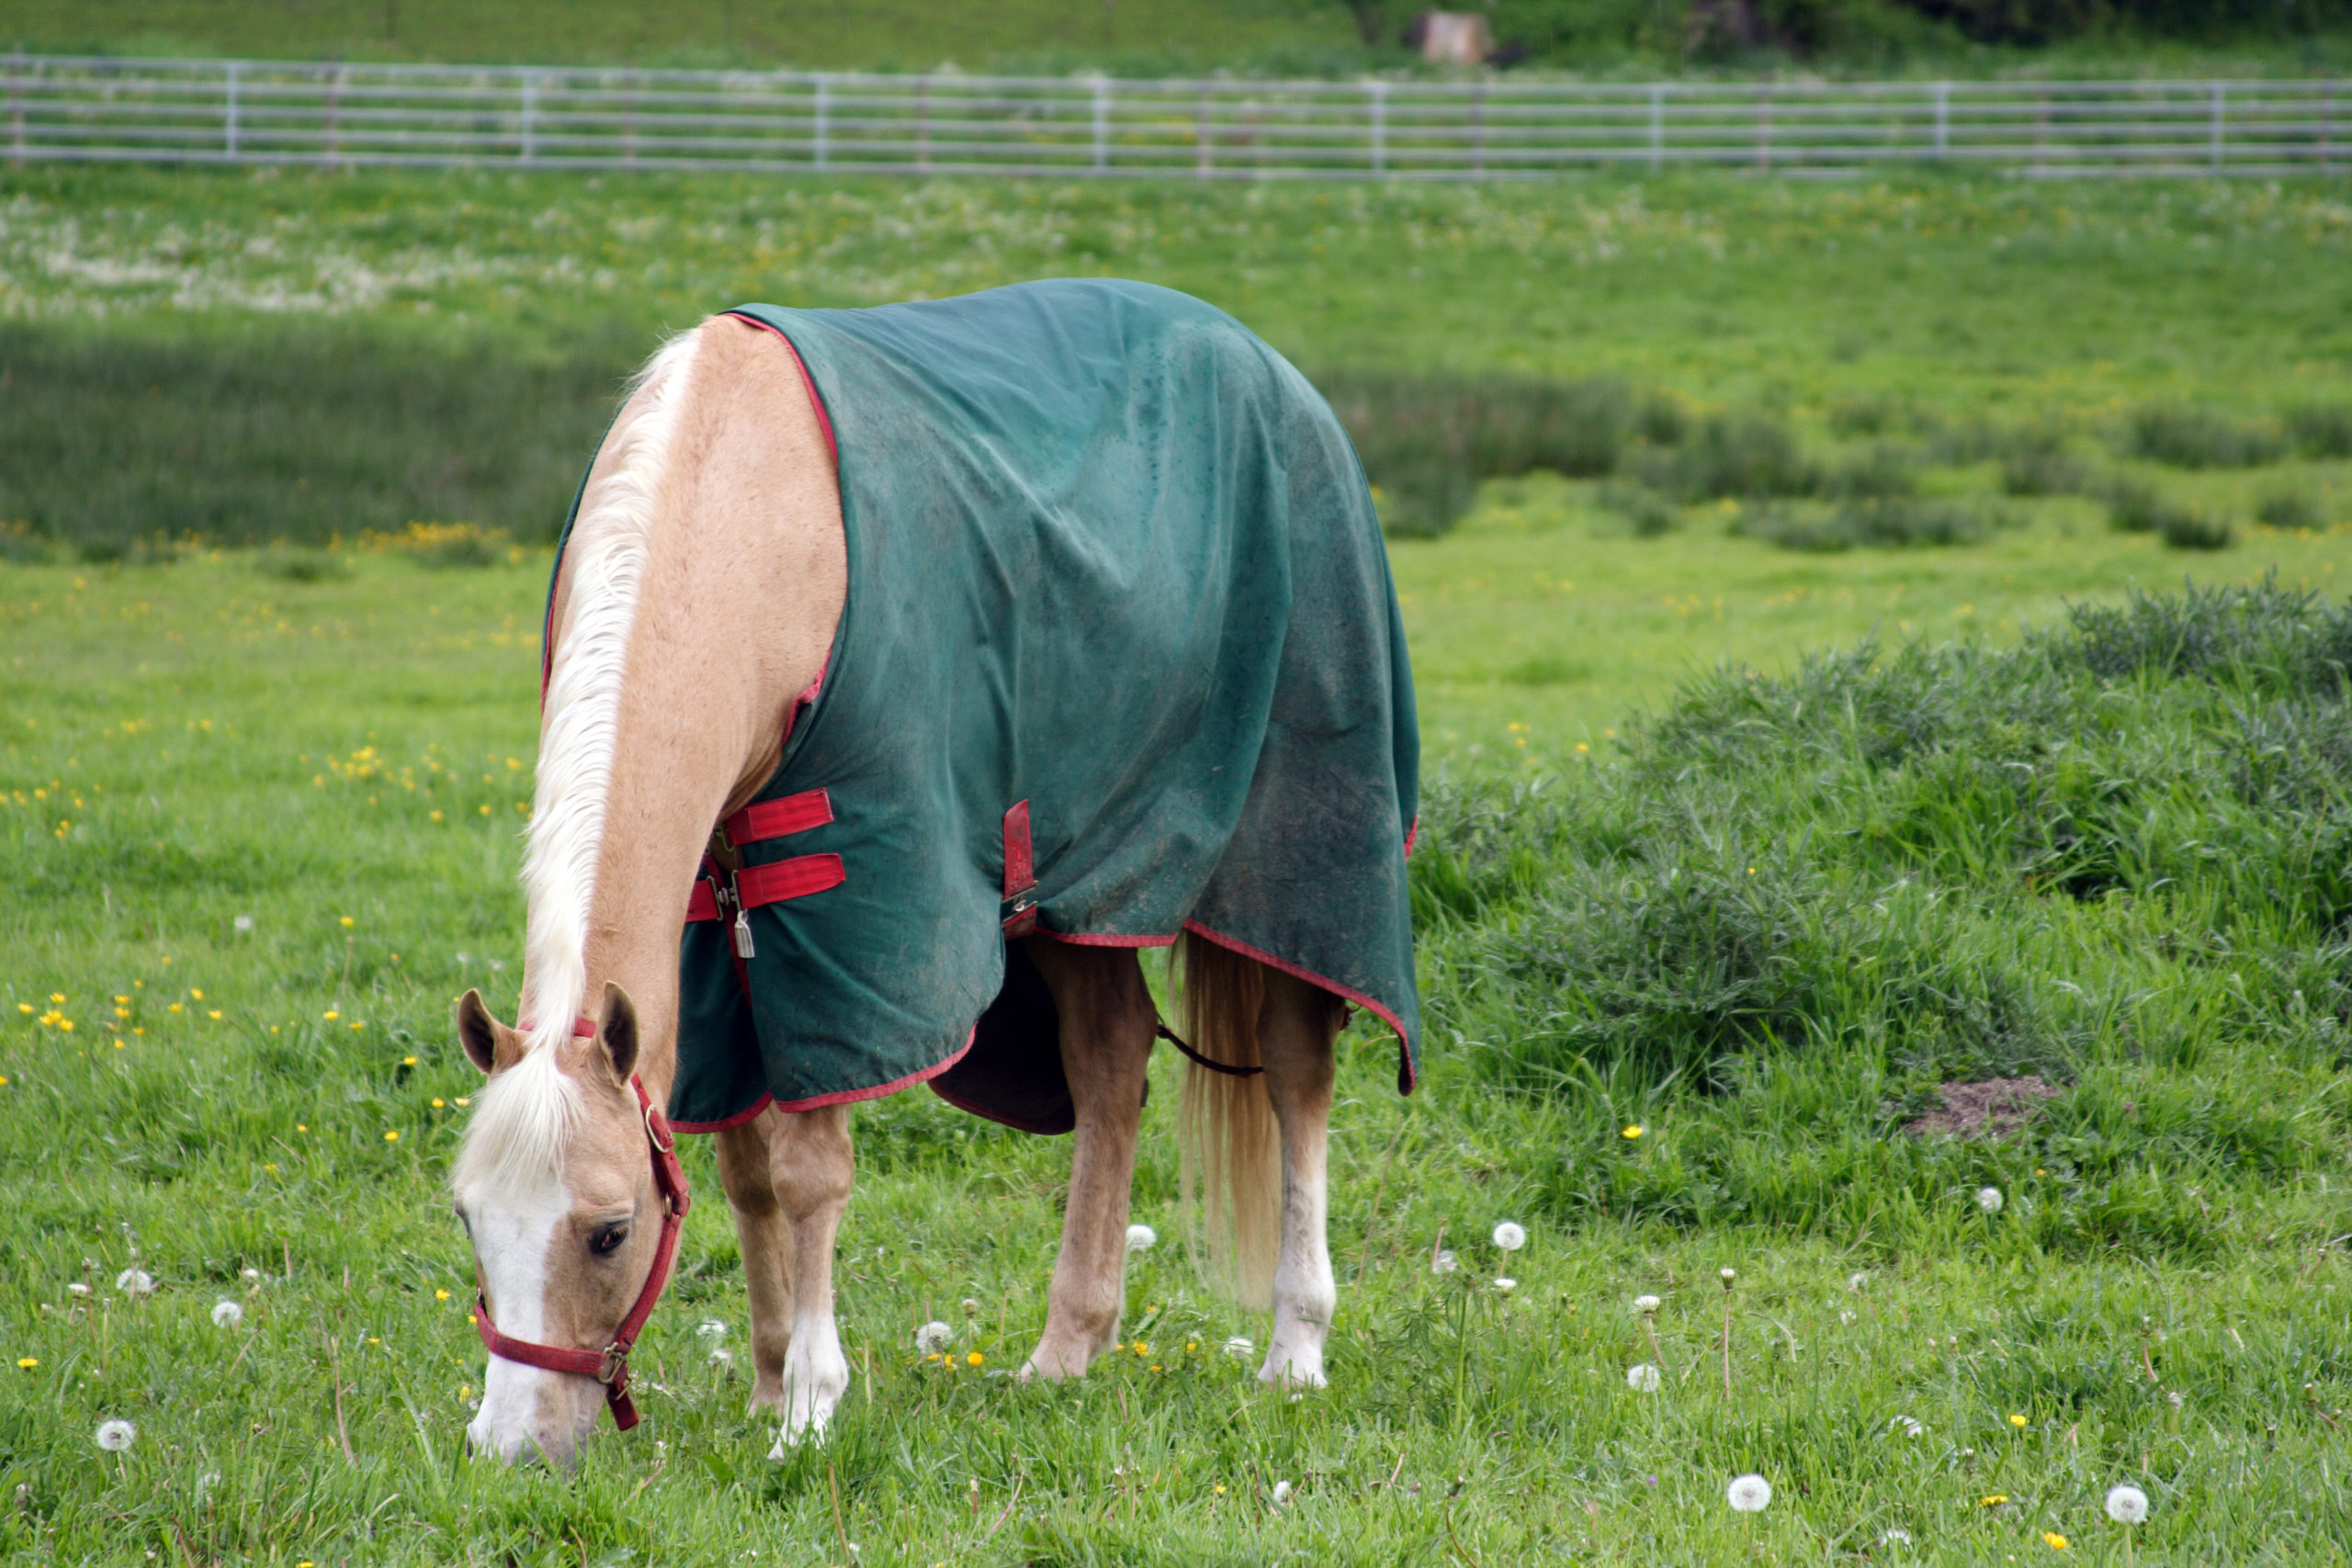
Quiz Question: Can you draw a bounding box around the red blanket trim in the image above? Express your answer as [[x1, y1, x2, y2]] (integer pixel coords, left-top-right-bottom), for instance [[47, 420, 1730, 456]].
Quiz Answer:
[[668, 1093, 772, 1134], [727, 311, 838, 467], [1037, 931, 1178, 949], [1179, 919, 1419, 1095], [727, 788, 833, 846]]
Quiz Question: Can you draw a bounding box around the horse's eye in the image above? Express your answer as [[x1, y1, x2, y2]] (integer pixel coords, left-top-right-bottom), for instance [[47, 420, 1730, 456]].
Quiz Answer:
[[453, 1205, 471, 1237], [589, 1225, 628, 1257]]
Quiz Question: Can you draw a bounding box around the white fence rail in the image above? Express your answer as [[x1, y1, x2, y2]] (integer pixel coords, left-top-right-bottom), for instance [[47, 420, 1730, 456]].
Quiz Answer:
[[3, 54, 2344, 178]]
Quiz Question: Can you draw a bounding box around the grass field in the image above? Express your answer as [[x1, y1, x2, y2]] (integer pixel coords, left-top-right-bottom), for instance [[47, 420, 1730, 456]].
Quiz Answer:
[[7, 164, 2352, 1562]]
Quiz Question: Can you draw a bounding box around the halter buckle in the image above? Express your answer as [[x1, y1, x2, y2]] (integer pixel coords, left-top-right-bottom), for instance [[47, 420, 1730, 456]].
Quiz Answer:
[[596, 1343, 629, 1385]]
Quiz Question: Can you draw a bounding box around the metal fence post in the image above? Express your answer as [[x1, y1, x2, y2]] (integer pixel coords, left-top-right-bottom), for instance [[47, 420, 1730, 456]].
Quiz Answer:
[[1933, 81, 1949, 163], [1470, 79, 1487, 178], [1369, 79, 1385, 175], [1196, 83, 1212, 179], [815, 74, 831, 170], [1756, 84, 1771, 171], [519, 69, 537, 164], [1091, 76, 1111, 173], [7, 50, 24, 167], [1648, 84, 1665, 170], [326, 65, 344, 169], [223, 61, 240, 160], [917, 74, 931, 172], [2209, 79, 2225, 172], [2322, 79, 2337, 172]]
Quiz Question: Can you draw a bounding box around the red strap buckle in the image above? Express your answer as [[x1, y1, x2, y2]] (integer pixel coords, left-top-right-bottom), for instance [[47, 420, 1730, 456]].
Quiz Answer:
[[1001, 800, 1039, 937]]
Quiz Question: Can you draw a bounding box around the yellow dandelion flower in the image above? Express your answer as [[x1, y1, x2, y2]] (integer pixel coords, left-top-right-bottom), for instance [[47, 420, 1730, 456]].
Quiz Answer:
[[351, 1021, 364, 1031], [168, 1002, 182, 1013], [966, 1351, 983, 1367], [16, 1003, 30, 1013], [1980, 1494, 2007, 1507], [455, 1097, 470, 1107], [208, 1010, 221, 1021], [263, 1163, 277, 1172], [429, 810, 444, 822], [435, 1289, 450, 1301], [49, 994, 63, 1004], [383, 1130, 400, 1142], [2044, 1533, 2069, 1551], [1623, 1124, 1644, 1139], [296, 1123, 308, 1132], [17, 1358, 36, 1370], [191, 988, 203, 1000], [2010, 1413, 2028, 1427], [431, 1098, 445, 1109], [340, 917, 354, 928], [403, 1055, 418, 1066]]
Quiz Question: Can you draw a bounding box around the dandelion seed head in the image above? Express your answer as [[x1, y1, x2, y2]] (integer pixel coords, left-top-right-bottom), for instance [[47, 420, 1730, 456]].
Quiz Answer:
[[2104, 1483, 2149, 1524], [66, 1281, 90, 1297], [1491, 1221, 1526, 1252], [1493, 1277, 1516, 1293], [695, 1319, 728, 1342], [1222, 1335, 1254, 1359], [707, 1347, 733, 1366], [241, 1268, 261, 1282], [1883, 1527, 1913, 1546], [1976, 1186, 2004, 1214], [1125, 1223, 1157, 1252], [210, 1300, 243, 1328], [232, 915, 254, 933], [1272, 1479, 1294, 1506], [1634, 1293, 1661, 1314], [1626, 1363, 1662, 1393], [1430, 1249, 1458, 1275], [94, 1419, 136, 1452], [960, 1297, 979, 1317], [1725, 1473, 1771, 1513], [115, 1269, 153, 1298], [1849, 1271, 1870, 1292], [914, 1321, 953, 1356], [1720, 1267, 1736, 1286], [1888, 1415, 1925, 1438]]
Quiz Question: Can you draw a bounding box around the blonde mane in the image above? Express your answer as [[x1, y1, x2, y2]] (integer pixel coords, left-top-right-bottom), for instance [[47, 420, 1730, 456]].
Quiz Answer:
[[452, 1045, 584, 1193], [514, 325, 703, 1061]]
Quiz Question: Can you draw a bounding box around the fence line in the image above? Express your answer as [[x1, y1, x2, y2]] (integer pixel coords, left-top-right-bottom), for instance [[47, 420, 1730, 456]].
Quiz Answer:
[[0, 55, 2344, 178]]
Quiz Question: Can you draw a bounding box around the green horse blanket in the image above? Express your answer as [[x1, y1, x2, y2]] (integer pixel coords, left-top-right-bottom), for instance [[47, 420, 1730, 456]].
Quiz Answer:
[[555, 279, 1420, 1133]]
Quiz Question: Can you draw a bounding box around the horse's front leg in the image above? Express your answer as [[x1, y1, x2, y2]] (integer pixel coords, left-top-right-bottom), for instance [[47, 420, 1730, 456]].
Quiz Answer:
[[713, 1115, 797, 1416], [1256, 970, 1345, 1390], [1023, 941, 1156, 1381], [761, 1102, 854, 1453]]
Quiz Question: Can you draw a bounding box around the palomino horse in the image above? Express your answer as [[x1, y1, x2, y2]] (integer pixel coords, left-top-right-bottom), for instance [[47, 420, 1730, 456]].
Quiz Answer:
[[449, 281, 1419, 1466]]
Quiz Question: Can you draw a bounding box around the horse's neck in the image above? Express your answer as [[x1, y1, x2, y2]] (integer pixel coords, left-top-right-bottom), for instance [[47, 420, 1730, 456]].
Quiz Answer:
[[544, 316, 845, 1091]]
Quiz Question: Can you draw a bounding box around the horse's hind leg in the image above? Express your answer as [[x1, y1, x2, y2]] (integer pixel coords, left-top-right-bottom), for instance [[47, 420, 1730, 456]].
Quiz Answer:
[[1256, 967, 1346, 1390], [1022, 939, 1157, 1381], [758, 1102, 854, 1452]]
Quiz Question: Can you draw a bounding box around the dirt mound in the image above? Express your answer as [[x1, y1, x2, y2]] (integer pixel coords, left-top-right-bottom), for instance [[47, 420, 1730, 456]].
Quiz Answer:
[[1904, 1077, 2060, 1140]]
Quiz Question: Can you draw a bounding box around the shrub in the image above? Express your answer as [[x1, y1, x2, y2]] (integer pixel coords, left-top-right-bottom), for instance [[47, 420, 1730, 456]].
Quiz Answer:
[[2289, 404, 2352, 460], [2127, 402, 2286, 469], [1599, 482, 1679, 537], [1319, 369, 1634, 537], [2159, 508, 2234, 550], [1826, 444, 1919, 500], [2000, 442, 2092, 497], [2256, 489, 2324, 531], [1635, 412, 1815, 501], [2105, 476, 2184, 534], [1738, 497, 2007, 551]]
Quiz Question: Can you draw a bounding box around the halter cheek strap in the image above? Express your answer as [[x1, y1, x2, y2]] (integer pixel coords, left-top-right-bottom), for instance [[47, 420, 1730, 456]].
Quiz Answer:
[[472, 1021, 691, 1433]]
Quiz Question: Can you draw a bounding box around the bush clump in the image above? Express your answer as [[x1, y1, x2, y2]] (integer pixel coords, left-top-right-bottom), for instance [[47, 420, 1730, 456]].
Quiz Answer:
[[1320, 369, 1634, 537], [2126, 403, 2287, 469], [1413, 580, 2352, 1249], [1738, 497, 2009, 551], [1634, 412, 1815, 502]]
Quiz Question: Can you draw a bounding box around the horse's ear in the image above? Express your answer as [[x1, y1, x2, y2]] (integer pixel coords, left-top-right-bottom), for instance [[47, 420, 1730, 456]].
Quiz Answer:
[[455, 988, 519, 1075], [598, 982, 639, 1086]]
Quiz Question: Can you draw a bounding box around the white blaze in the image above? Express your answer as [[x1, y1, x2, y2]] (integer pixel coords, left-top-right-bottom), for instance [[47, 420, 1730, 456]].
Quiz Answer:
[[462, 1172, 571, 1461]]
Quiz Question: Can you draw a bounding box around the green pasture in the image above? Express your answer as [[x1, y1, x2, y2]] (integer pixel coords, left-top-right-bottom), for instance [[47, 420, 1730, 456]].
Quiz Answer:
[[6, 164, 2352, 1562]]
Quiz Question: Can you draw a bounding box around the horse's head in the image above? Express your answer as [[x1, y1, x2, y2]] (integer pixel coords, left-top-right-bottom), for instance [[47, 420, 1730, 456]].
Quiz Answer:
[[450, 983, 665, 1467]]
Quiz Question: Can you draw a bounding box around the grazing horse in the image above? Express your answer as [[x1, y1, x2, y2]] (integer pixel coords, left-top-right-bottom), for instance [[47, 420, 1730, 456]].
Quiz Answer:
[[449, 280, 1419, 1467]]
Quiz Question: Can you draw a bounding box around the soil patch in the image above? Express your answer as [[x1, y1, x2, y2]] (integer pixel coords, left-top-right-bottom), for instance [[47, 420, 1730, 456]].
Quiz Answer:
[[1905, 1077, 2061, 1140]]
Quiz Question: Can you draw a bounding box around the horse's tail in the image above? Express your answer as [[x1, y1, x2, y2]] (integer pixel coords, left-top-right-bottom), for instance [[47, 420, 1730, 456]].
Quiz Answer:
[[1174, 930, 1281, 1308]]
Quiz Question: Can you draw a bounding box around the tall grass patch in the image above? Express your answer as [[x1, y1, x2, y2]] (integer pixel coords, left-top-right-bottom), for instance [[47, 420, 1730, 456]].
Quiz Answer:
[[1413, 580, 2352, 1251], [0, 323, 631, 553]]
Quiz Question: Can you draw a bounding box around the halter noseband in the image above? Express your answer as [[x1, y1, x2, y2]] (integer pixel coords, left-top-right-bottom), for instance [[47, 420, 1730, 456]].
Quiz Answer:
[[472, 1017, 691, 1432]]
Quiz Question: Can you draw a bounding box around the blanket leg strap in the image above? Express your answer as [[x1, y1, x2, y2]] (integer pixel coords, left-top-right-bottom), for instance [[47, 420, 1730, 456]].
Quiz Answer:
[[1155, 1021, 1263, 1077]]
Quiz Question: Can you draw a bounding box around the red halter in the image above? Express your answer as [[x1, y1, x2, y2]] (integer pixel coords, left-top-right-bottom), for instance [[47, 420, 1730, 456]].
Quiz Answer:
[[472, 1019, 691, 1432]]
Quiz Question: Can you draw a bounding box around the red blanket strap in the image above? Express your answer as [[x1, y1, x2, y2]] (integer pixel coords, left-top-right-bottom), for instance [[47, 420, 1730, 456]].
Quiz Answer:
[[736, 853, 844, 908], [1001, 799, 1039, 937], [686, 878, 719, 923], [725, 788, 832, 847], [473, 1070, 691, 1433]]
